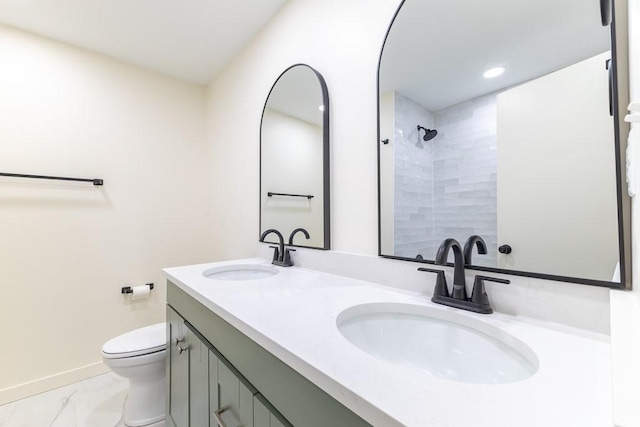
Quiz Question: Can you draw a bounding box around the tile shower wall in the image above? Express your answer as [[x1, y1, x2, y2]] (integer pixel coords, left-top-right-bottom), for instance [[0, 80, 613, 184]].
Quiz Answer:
[[433, 94, 498, 267], [393, 92, 436, 258], [393, 92, 497, 266]]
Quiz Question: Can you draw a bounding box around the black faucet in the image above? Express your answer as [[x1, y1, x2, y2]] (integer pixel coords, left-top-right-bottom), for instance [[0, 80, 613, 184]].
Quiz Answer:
[[288, 228, 310, 245], [281, 228, 310, 266], [418, 238, 510, 314], [463, 235, 487, 265], [259, 229, 293, 267], [435, 238, 467, 299]]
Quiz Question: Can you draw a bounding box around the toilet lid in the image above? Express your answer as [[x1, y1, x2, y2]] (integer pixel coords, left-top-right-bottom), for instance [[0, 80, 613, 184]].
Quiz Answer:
[[102, 323, 166, 359]]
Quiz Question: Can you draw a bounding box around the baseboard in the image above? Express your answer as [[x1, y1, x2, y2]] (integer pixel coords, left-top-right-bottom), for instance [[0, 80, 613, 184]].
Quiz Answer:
[[0, 361, 110, 405]]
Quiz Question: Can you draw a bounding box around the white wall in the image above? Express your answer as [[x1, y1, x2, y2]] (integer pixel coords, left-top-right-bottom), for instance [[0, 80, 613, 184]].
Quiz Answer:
[[630, 0, 640, 302], [261, 109, 324, 246], [205, 0, 401, 259], [0, 24, 213, 403], [611, 4, 639, 423]]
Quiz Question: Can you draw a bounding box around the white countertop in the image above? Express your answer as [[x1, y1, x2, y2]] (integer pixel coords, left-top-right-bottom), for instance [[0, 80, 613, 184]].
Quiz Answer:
[[164, 258, 612, 427]]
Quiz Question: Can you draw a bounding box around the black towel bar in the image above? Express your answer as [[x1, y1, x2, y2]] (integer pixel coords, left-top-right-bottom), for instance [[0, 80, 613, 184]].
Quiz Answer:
[[267, 192, 313, 199], [0, 172, 103, 186]]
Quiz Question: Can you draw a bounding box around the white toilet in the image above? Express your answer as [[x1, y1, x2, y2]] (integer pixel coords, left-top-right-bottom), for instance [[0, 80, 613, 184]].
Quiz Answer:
[[102, 323, 167, 427]]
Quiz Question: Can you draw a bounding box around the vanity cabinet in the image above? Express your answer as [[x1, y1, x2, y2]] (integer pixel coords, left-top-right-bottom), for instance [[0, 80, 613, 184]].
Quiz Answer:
[[188, 324, 210, 427], [167, 306, 189, 427], [168, 306, 211, 427], [167, 304, 293, 427], [214, 352, 258, 427], [167, 281, 371, 427], [254, 393, 290, 427]]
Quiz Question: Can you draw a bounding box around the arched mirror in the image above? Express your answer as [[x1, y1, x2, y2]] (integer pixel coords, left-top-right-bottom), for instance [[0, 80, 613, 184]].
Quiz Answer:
[[378, 0, 630, 287], [260, 64, 330, 249]]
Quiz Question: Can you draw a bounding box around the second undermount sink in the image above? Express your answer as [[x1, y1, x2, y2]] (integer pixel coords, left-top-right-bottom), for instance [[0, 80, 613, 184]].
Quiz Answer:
[[202, 264, 278, 281], [337, 303, 538, 384]]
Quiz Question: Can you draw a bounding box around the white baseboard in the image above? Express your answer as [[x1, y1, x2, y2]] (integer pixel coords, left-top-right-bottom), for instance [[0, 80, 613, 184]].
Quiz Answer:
[[0, 361, 110, 405]]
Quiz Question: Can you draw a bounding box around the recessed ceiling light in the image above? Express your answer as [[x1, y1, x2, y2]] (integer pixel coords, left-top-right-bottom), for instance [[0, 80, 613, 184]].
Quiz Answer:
[[483, 67, 505, 78], [318, 105, 325, 111]]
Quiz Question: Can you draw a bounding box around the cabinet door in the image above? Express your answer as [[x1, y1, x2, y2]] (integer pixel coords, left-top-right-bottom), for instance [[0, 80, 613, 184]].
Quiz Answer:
[[187, 323, 210, 427], [214, 356, 257, 427], [254, 393, 292, 427], [208, 350, 220, 427], [167, 307, 189, 427]]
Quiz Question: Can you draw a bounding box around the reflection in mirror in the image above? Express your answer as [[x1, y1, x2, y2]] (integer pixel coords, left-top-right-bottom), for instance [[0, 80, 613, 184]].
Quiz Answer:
[[378, 0, 628, 285], [260, 64, 330, 249]]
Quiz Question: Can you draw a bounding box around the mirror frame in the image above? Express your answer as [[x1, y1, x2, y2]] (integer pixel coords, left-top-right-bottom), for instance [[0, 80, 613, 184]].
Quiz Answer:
[[259, 63, 331, 250], [376, 0, 631, 289]]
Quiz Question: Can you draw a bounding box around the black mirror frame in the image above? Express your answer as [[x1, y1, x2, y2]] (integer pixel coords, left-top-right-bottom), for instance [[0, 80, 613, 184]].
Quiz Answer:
[[376, 0, 631, 289], [259, 63, 331, 250]]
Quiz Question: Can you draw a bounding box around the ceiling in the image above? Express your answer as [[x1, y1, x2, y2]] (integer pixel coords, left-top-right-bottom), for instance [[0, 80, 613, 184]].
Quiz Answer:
[[380, 0, 611, 111], [0, 0, 286, 84]]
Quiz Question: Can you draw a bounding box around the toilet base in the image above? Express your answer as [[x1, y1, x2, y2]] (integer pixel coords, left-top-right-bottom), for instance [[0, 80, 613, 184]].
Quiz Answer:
[[104, 350, 166, 427], [122, 373, 166, 426]]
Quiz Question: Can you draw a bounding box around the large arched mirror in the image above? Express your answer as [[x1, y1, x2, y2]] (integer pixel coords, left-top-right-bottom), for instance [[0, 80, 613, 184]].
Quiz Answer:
[[378, 0, 630, 287], [260, 64, 330, 249]]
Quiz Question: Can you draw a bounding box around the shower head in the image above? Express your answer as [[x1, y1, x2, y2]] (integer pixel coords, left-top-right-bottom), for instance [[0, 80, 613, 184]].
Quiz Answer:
[[417, 125, 437, 142], [423, 129, 437, 141]]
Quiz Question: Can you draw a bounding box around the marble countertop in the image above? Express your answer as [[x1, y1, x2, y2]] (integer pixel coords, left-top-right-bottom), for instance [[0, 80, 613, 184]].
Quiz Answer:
[[164, 258, 612, 427]]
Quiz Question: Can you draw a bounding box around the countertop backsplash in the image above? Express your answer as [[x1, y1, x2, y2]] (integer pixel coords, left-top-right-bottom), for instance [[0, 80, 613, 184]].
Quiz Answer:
[[256, 243, 611, 335]]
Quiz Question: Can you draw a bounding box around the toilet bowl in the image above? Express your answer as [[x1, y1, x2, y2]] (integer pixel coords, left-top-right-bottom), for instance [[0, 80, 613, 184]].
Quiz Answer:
[[102, 323, 167, 427]]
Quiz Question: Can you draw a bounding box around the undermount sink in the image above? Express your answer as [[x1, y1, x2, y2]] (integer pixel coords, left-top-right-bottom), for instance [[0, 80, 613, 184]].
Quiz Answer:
[[337, 303, 538, 384], [202, 264, 278, 281]]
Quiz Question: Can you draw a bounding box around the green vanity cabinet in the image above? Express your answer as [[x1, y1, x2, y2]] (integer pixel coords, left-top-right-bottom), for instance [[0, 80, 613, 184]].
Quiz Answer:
[[254, 393, 292, 427], [167, 281, 372, 427], [167, 306, 189, 427], [168, 304, 293, 427], [187, 323, 211, 427], [214, 351, 258, 427], [208, 350, 218, 427], [167, 306, 215, 427]]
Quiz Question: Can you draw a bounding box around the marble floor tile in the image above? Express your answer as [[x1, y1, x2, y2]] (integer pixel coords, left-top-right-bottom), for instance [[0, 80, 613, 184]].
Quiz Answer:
[[0, 373, 128, 427]]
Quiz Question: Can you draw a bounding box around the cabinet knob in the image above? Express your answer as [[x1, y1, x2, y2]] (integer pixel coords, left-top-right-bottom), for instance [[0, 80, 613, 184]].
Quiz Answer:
[[174, 337, 184, 346], [177, 345, 188, 355]]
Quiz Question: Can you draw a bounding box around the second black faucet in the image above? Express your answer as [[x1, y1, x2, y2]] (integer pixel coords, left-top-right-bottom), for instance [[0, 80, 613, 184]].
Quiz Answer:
[[259, 228, 310, 267], [419, 236, 509, 314]]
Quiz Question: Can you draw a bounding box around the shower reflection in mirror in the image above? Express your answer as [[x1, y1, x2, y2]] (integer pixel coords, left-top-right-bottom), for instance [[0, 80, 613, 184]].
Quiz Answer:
[[378, 0, 625, 285]]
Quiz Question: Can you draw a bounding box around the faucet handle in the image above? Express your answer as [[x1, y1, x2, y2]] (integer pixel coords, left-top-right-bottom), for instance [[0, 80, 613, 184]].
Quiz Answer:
[[470, 275, 510, 309], [282, 248, 296, 267], [268, 245, 280, 263], [418, 267, 449, 298]]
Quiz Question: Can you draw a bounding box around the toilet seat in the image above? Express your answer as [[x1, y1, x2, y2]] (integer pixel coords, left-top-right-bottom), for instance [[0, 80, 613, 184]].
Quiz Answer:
[[102, 323, 166, 359]]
